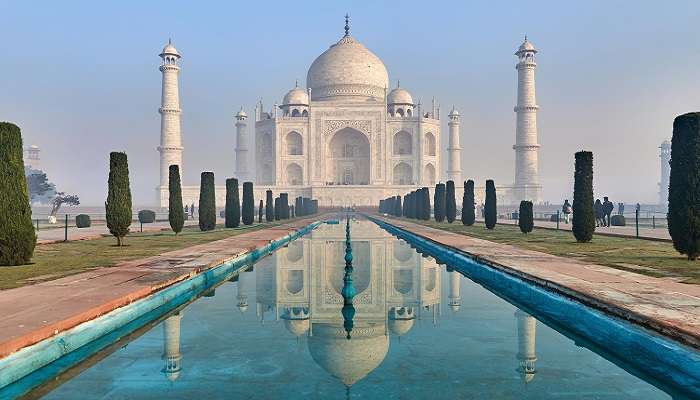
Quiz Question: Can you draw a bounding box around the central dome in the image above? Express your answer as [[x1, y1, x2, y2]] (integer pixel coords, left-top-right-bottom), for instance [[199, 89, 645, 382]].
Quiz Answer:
[[306, 35, 389, 101]]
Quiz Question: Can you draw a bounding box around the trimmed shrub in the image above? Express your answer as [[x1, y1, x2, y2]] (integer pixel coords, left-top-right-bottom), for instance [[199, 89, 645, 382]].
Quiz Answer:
[[434, 183, 446, 222], [106, 152, 132, 246], [138, 210, 156, 224], [518, 201, 533, 234], [258, 199, 264, 223], [280, 193, 289, 219], [168, 165, 184, 234], [274, 197, 280, 220], [484, 180, 497, 229], [265, 190, 274, 222], [242, 182, 254, 225], [445, 180, 456, 223], [199, 172, 216, 231], [668, 113, 700, 259], [550, 214, 559, 222], [311, 199, 318, 214], [291, 205, 295, 218], [422, 187, 431, 221], [412, 191, 419, 219], [461, 180, 475, 226], [394, 196, 402, 217], [225, 178, 240, 228], [0, 122, 36, 265], [610, 215, 626, 226], [75, 214, 91, 228], [572, 151, 595, 242]]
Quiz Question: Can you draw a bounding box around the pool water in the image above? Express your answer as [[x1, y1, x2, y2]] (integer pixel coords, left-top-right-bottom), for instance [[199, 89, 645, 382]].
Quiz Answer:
[[37, 219, 671, 399]]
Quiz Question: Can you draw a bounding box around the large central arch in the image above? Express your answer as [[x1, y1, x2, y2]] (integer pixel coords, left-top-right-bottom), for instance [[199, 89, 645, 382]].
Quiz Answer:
[[326, 127, 371, 185]]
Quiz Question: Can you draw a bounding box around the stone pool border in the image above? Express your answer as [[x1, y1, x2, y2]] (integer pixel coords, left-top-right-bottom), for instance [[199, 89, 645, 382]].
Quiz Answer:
[[368, 215, 700, 397], [0, 219, 322, 395]]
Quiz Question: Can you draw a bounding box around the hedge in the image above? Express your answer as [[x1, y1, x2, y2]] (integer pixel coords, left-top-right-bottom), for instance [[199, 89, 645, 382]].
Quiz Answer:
[[76, 214, 91, 228]]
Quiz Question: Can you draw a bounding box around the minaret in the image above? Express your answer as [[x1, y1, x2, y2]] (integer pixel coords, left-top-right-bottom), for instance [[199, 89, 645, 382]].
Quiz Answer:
[[235, 107, 250, 182], [162, 312, 183, 381], [446, 107, 462, 183], [513, 36, 542, 203], [515, 309, 537, 383], [659, 139, 671, 206], [448, 270, 461, 312], [158, 39, 183, 191], [24, 145, 41, 170]]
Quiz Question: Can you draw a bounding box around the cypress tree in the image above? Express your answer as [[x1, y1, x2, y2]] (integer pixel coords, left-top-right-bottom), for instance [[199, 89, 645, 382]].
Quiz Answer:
[[291, 205, 295, 218], [394, 195, 402, 217], [412, 190, 419, 219], [258, 199, 264, 223], [445, 180, 457, 223], [242, 182, 254, 225], [295, 197, 303, 217], [280, 193, 289, 219], [225, 178, 240, 228], [572, 151, 595, 242], [434, 183, 446, 222], [461, 180, 475, 226], [668, 113, 700, 259], [199, 172, 216, 231], [265, 190, 274, 222], [311, 199, 318, 214], [484, 180, 497, 229], [168, 165, 184, 234], [403, 194, 409, 217], [519, 200, 534, 234], [0, 122, 36, 265], [421, 187, 431, 221], [274, 197, 280, 220], [105, 152, 132, 246]]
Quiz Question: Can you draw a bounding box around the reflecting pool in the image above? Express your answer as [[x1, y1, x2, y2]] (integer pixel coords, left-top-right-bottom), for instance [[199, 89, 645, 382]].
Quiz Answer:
[[38, 219, 671, 399]]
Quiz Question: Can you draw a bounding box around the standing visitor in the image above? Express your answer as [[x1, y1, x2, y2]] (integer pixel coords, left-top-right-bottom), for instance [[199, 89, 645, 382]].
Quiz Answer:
[[618, 202, 625, 215], [562, 199, 572, 224], [602, 196, 614, 227], [594, 199, 604, 227]]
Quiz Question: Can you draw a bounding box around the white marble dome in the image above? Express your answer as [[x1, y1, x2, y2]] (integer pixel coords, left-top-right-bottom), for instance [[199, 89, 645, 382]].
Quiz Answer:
[[307, 35, 389, 101], [160, 40, 180, 57], [283, 86, 309, 105], [517, 38, 536, 53], [387, 87, 413, 105]]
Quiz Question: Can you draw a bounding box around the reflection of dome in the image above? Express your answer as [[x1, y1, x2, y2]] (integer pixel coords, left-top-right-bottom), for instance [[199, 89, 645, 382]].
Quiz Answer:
[[307, 35, 389, 101], [387, 87, 413, 105], [238, 303, 248, 313], [449, 303, 460, 312], [284, 318, 310, 337], [308, 323, 389, 386], [388, 318, 414, 336]]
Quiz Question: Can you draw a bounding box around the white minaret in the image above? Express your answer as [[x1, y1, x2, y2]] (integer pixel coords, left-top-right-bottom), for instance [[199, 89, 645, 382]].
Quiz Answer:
[[235, 107, 250, 182], [158, 39, 183, 191], [448, 270, 461, 312], [446, 107, 462, 183], [513, 36, 542, 203], [162, 312, 183, 381], [659, 139, 671, 206], [515, 309, 537, 383]]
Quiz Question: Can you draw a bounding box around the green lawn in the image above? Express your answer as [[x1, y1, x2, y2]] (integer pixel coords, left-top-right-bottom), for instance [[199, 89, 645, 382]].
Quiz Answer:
[[398, 218, 700, 284], [0, 221, 289, 290]]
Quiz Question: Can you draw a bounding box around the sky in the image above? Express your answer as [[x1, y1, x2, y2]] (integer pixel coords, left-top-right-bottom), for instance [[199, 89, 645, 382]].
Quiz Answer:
[[1, 0, 699, 206]]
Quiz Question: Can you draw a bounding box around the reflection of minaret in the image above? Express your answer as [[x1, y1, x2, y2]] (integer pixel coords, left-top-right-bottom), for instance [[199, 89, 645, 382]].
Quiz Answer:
[[448, 271, 461, 312], [237, 270, 249, 313], [515, 309, 537, 383], [162, 312, 183, 382]]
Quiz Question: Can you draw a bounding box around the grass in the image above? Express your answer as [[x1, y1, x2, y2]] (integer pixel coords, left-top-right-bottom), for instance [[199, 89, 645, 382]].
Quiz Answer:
[[397, 217, 700, 284], [0, 221, 291, 290]]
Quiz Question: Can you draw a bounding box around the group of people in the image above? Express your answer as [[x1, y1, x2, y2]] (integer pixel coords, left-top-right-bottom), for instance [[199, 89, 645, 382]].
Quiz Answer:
[[560, 196, 616, 227]]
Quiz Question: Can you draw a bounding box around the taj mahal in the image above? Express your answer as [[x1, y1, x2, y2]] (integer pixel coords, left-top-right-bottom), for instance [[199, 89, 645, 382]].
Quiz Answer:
[[156, 17, 542, 208]]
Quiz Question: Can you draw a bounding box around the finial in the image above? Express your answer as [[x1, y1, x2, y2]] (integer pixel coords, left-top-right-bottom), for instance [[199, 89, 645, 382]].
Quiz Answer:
[[168, 37, 172, 45], [397, 79, 400, 88], [294, 79, 298, 88], [524, 34, 528, 42], [344, 13, 350, 36]]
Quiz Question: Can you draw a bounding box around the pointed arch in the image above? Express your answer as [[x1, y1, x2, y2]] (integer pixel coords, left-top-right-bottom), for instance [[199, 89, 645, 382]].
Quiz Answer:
[[393, 130, 412, 155], [286, 162, 303, 186], [286, 131, 303, 155], [423, 163, 436, 186], [424, 132, 436, 156]]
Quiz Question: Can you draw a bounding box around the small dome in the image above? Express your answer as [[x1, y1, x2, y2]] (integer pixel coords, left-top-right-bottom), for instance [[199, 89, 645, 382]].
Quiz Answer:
[[449, 303, 461, 312], [160, 40, 180, 57], [238, 303, 248, 313], [283, 86, 309, 106], [235, 107, 247, 119], [387, 86, 413, 105], [388, 318, 415, 336], [165, 370, 181, 382], [448, 107, 460, 117], [284, 319, 310, 337], [516, 37, 536, 54]]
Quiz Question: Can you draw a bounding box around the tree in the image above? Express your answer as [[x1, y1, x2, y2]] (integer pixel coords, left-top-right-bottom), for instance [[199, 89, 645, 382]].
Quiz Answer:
[[225, 178, 240, 228], [445, 180, 457, 223], [0, 122, 36, 265], [105, 152, 132, 246], [572, 151, 594, 243], [461, 180, 475, 226], [265, 190, 274, 222], [199, 172, 216, 231], [274, 197, 280, 220], [242, 182, 254, 225], [280, 193, 289, 219], [258, 199, 264, 223], [434, 183, 446, 222], [168, 165, 184, 234], [295, 196, 303, 217], [668, 113, 700, 259], [403, 194, 409, 217], [26, 172, 52, 204], [484, 180, 497, 229], [50, 192, 80, 217], [519, 200, 533, 234], [421, 187, 431, 221]]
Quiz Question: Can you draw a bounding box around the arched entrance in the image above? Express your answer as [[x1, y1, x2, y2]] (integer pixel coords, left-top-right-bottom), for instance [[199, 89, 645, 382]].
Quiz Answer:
[[393, 162, 413, 185], [327, 127, 370, 185]]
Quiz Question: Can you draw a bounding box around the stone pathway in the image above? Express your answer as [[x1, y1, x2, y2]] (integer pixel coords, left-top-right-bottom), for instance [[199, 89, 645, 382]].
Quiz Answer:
[[490, 217, 671, 241], [36, 220, 200, 244], [0, 218, 318, 359], [377, 216, 700, 349]]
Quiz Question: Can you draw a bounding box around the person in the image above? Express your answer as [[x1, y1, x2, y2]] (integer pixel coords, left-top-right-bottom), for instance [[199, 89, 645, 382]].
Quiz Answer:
[[594, 199, 604, 227], [618, 202, 625, 216], [562, 199, 572, 224], [602, 196, 614, 227]]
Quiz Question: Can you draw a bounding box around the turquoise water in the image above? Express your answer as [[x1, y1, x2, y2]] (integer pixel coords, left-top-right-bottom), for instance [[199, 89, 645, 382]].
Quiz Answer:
[[33, 220, 675, 399]]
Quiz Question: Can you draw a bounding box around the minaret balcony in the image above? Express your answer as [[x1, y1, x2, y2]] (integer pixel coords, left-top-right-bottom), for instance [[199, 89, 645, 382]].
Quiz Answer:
[[514, 105, 539, 112], [159, 107, 182, 114]]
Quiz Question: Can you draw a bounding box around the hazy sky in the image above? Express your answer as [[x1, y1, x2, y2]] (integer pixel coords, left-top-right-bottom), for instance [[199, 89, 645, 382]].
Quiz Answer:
[[2, 0, 698, 206]]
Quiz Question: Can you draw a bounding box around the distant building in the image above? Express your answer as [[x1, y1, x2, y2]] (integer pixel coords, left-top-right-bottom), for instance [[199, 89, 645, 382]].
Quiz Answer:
[[659, 139, 671, 206]]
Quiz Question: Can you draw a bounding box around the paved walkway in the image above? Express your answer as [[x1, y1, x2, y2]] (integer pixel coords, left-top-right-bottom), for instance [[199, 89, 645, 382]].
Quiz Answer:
[[36, 220, 200, 244], [376, 216, 700, 349], [486, 218, 671, 241], [0, 217, 318, 359]]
